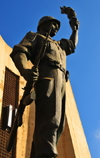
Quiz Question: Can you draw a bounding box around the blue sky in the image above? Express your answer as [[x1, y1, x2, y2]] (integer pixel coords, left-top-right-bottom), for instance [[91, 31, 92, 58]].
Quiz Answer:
[[0, 0, 100, 157]]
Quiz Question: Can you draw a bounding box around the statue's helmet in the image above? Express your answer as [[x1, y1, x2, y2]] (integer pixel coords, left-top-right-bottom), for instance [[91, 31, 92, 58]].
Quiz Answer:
[[37, 16, 60, 31]]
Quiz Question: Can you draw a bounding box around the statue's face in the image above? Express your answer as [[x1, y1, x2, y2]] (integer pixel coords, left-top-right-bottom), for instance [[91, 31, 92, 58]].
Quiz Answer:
[[39, 21, 59, 37], [50, 22, 59, 37]]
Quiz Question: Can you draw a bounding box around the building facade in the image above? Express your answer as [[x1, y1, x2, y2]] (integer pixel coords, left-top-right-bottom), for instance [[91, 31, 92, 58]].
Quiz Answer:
[[0, 35, 91, 158]]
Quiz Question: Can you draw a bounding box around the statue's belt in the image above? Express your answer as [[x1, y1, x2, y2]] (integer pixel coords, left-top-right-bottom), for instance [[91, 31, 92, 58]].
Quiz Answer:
[[40, 60, 66, 74]]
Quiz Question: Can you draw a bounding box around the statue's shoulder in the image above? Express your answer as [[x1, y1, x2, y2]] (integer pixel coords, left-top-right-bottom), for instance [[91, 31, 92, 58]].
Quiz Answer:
[[26, 31, 35, 35], [24, 31, 37, 41]]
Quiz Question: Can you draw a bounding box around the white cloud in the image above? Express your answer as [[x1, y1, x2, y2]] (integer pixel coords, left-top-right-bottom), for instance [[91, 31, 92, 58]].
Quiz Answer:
[[95, 129, 100, 139]]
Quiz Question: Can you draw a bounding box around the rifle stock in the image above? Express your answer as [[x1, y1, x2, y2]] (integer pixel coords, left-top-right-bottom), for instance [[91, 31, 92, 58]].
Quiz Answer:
[[6, 81, 36, 151]]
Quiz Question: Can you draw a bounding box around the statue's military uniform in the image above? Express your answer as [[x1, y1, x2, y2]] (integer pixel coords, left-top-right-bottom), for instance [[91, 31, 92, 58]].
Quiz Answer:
[[10, 31, 75, 157]]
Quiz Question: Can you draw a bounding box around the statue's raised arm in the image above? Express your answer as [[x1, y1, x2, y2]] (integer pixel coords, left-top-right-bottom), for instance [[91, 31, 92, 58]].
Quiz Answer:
[[60, 6, 79, 48]]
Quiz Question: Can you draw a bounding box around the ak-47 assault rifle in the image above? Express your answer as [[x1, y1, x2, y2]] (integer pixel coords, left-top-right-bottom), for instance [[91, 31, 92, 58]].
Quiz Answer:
[[6, 23, 52, 152]]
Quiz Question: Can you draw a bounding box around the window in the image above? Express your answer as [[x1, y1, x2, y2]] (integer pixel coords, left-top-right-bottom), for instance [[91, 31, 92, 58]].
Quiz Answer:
[[0, 67, 19, 158]]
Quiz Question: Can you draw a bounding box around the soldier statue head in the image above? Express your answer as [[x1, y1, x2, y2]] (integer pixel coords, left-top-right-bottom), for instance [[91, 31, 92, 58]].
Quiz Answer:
[[37, 16, 61, 37]]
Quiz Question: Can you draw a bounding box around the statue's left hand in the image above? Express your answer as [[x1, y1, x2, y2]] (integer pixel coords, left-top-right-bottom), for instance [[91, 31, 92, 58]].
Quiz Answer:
[[60, 6, 69, 14], [60, 6, 79, 30], [60, 6, 75, 15]]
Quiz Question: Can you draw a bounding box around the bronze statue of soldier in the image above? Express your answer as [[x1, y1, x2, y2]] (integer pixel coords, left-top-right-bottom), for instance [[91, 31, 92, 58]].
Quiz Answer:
[[10, 6, 79, 158]]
